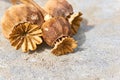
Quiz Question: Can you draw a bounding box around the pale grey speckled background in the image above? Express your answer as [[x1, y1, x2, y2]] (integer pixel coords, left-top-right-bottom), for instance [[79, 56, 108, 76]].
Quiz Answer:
[[0, 0, 120, 80]]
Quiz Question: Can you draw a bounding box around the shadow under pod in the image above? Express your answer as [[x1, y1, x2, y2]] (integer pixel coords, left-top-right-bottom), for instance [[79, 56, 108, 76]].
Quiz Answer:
[[74, 18, 94, 53], [28, 41, 52, 54]]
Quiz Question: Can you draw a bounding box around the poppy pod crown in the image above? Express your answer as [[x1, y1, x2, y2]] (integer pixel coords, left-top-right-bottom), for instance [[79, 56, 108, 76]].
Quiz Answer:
[[42, 17, 77, 56]]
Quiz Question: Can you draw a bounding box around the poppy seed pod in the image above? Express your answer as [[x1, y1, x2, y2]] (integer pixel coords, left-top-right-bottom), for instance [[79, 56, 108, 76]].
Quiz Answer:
[[41, 17, 77, 56], [1, 4, 44, 38], [1, 3, 44, 52], [44, 0, 82, 35]]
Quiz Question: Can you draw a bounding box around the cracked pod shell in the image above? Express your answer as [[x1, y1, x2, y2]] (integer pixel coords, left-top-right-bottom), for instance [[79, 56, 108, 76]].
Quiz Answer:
[[1, 4, 44, 38]]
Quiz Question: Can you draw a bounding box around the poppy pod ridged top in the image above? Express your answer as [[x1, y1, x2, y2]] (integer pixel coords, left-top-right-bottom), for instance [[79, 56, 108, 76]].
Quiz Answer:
[[9, 22, 43, 52]]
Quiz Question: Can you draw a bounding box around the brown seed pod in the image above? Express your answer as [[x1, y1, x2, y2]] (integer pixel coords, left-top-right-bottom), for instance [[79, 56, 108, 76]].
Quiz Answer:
[[9, 22, 42, 52], [44, 0, 73, 18], [1, 2, 44, 52], [1, 3, 44, 38], [41, 17, 77, 56], [44, 0, 82, 35]]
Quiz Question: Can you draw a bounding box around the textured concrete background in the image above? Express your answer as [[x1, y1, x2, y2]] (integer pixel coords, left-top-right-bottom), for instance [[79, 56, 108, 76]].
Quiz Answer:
[[0, 0, 120, 80]]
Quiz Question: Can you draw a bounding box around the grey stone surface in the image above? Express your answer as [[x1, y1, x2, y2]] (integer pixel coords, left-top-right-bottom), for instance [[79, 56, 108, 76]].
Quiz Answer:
[[0, 0, 120, 80]]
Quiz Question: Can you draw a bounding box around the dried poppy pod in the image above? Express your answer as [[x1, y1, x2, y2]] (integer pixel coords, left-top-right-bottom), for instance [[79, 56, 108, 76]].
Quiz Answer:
[[44, 0, 82, 35], [9, 22, 43, 52], [1, 3, 44, 52], [1, 3, 44, 38], [41, 17, 77, 56], [44, 0, 73, 17]]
